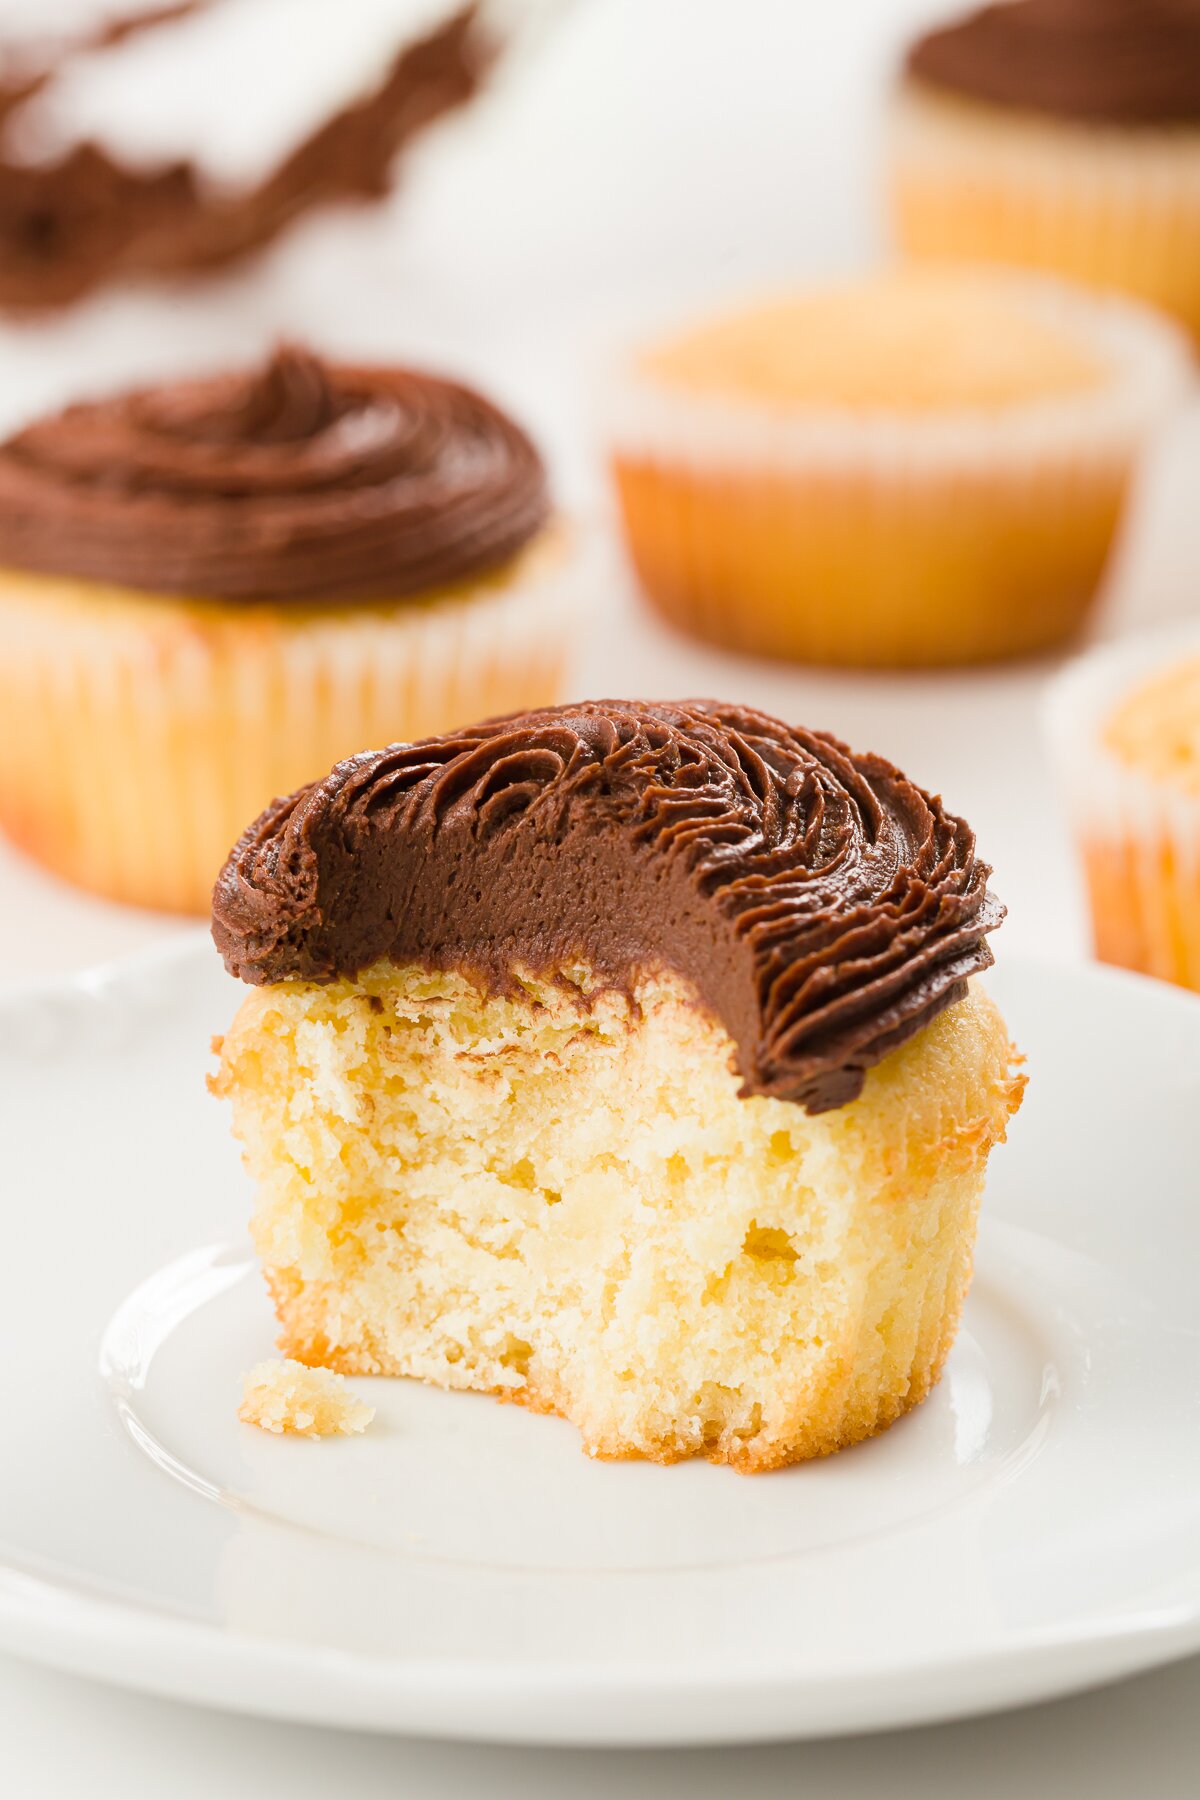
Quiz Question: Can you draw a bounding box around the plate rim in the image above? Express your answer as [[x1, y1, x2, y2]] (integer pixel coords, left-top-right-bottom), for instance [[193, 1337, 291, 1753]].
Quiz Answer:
[[3, 1548, 1199, 1744], [3, 941, 1200, 1743]]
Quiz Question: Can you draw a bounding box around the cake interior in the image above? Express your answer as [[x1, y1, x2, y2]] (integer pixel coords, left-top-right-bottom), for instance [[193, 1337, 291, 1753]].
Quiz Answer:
[[213, 962, 1021, 1472]]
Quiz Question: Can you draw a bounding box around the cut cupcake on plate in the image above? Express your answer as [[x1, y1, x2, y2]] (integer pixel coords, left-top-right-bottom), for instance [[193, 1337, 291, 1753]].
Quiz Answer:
[[606, 267, 1189, 668], [0, 345, 574, 914], [211, 700, 1024, 1472]]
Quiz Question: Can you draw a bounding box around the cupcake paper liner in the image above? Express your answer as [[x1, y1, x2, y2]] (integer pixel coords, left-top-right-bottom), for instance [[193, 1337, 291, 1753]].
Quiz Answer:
[[606, 275, 1191, 667], [0, 530, 578, 914], [889, 84, 1200, 338], [1046, 626, 1200, 988]]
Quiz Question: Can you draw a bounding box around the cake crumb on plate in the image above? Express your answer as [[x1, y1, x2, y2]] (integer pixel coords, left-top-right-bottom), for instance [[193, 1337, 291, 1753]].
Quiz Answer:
[[239, 1359, 374, 1439]]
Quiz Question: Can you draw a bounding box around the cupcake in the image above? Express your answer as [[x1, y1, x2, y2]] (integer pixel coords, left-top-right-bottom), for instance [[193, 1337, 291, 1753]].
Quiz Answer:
[[0, 346, 571, 913], [1048, 629, 1200, 989], [0, 4, 490, 310], [607, 267, 1188, 668], [210, 700, 1024, 1472], [891, 0, 1200, 340]]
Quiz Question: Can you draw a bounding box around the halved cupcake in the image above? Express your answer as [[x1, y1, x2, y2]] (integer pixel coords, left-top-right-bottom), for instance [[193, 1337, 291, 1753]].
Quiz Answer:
[[890, 0, 1200, 340], [211, 700, 1024, 1472], [606, 267, 1189, 669], [0, 346, 573, 913]]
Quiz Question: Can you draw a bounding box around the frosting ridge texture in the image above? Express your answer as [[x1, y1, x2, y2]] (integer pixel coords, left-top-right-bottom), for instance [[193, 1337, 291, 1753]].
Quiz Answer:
[[213, 700, 1004, 1113], [907, 0, 1200, 126], [0, 345, 549, 600]]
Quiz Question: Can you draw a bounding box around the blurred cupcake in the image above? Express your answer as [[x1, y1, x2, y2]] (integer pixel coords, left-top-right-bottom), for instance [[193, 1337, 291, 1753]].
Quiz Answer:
[[0, 3, 491, 311], [1049, 629, 1200, 989], [0, 346, 571, 913], [891, 0, 1200, 339], [607, 266, 1189, 668]]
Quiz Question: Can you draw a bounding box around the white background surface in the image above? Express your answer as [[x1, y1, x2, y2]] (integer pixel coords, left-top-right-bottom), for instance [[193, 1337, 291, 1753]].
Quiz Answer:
[[1, 0, 1199, 1788]]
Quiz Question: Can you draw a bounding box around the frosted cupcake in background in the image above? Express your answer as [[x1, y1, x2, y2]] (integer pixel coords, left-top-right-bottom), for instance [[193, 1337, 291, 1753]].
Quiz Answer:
[[0, 345, 573, 913], [1049, 630, 1200, 991], [607, 266, 1190, 669], [890, 0, 1200, 340], [0, 1, 492, 311]]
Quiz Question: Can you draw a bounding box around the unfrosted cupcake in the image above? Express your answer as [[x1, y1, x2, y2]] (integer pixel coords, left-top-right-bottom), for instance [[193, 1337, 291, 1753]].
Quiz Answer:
[[1049, 630, 1200, 988], [0, 346, 571, 913], [211, 700, 1024, 1472], [607, 267, 1189, 668], [891, 0, 1200, 340]]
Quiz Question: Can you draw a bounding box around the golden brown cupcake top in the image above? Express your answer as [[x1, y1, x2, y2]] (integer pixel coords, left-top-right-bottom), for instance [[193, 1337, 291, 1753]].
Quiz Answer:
[[637, 271, 1107, 411], [1103, 658, 1200, 791], [212, 699, 1004, 1115]]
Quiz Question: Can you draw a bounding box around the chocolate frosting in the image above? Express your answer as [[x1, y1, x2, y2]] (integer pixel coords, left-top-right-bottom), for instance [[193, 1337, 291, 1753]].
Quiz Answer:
[[212, 700, 1004, 1114], [0, 5, 487, 310], [907, 0, 1200, 126], [0, 345, 549, 601]]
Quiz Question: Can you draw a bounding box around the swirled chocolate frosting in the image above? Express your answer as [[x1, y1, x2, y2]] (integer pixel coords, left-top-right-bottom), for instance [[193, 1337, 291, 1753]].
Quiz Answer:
[[212, 701, 1004, 1114], [0, 346, 549, 600], [907, 0, 1200, 126]]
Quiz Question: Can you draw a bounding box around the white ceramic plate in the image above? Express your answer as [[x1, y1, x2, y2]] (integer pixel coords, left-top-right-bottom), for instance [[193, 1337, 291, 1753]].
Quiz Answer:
[[1, 941, 1199, 1745]]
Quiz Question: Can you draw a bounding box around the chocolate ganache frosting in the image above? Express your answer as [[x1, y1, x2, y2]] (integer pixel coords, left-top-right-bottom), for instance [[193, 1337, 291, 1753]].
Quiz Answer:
[[212, 701, 1004, 1114], [0, 346, 549, 601], [907, 0, 1200, 126], [0, 5, 489, 310]]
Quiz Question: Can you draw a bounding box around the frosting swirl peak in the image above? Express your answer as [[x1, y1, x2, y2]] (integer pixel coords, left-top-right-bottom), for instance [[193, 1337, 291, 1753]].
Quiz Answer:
[[907, 0, 1200, 126], [213, 700, 1004, 1114], [0, 346, 550, 600]]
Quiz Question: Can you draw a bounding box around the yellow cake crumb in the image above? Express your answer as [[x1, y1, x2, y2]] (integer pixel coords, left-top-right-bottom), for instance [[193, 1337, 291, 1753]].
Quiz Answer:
[[215, 963, 1022, 1472], [638, 267, 1106, 410], [238, 1358, 375, 1439], [1102, 657, 1200, 794]]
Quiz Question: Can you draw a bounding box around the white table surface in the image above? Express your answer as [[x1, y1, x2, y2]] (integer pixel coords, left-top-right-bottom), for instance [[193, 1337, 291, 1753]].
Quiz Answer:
[[2, 0, 1199, 1786]]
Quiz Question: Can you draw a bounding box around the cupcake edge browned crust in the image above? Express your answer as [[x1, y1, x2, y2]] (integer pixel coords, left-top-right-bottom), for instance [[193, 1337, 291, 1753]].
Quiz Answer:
[[212, 699, 1004, 1114], [0, 345, 550, 601], [907, 0, 1200, 127]]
